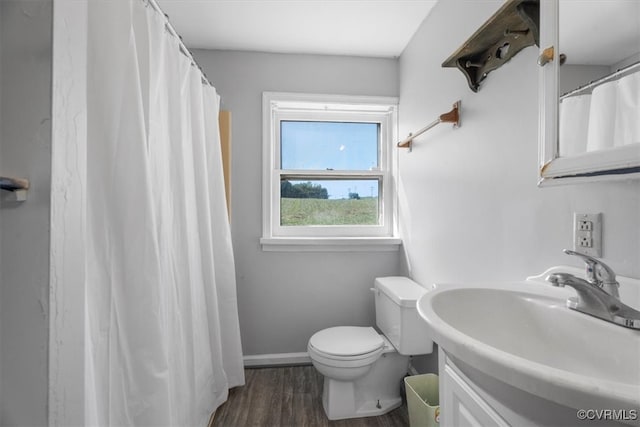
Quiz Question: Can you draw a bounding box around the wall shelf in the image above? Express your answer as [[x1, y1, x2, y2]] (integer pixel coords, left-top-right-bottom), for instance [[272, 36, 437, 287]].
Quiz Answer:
[[442, 0, 539, 92]]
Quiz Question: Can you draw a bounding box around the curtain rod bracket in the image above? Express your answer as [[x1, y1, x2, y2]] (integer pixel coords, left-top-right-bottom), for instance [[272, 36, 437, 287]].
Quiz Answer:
[[397, 101, 461, 150]]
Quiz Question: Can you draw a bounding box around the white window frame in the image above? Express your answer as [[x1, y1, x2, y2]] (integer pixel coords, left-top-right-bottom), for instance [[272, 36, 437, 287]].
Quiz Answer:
[[261, 92, 400, 251]]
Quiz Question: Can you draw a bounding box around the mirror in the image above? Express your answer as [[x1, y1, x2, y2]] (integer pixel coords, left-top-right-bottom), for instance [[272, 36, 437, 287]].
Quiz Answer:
[[539, 0, 640, 185]]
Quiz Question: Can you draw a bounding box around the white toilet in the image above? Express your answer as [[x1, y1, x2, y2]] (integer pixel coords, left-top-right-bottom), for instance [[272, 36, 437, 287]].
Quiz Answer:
[[307, 276, 433, 420]]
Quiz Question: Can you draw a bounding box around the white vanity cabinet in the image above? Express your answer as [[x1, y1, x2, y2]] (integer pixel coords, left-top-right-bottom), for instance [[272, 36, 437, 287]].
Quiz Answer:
[[438, 348, 508, 427], [437, 347, 635, 427]]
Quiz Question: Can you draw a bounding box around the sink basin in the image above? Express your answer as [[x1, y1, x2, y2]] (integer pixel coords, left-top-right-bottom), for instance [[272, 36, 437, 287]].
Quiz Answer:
[[417, 278, 640, 412]]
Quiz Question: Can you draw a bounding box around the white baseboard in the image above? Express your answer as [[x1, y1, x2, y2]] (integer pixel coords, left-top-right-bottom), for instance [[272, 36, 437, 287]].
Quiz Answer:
[[243, 352, 311, 368]]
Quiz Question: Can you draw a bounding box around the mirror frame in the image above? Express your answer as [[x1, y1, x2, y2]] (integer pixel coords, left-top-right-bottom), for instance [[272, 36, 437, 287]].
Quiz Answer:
[[538, 0, 640, 186]]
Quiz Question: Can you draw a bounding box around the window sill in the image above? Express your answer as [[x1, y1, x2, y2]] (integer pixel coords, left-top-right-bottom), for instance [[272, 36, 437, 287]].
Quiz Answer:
[[260, 237, 402, 252]]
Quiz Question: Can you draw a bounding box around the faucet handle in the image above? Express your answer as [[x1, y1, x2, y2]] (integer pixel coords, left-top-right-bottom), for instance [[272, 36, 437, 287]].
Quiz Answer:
[[564, 249, 599, 282], [563, 249, 619, 296]]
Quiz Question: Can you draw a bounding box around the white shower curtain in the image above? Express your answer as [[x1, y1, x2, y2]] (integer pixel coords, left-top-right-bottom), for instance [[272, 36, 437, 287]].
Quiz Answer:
[[85, 1, 244, 426]]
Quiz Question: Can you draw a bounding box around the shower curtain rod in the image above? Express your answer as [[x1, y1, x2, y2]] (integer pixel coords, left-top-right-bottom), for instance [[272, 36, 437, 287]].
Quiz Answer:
[[146, 0, 213, 87], [560, 60, 640, 100]]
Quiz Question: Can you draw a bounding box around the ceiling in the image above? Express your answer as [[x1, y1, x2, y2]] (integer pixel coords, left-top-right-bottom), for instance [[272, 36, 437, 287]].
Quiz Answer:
[[560, 1, 640, 66], [156, 0, 438, 58]]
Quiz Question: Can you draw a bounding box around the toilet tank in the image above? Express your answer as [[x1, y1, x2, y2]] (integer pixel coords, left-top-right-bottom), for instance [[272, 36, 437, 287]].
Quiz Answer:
[[374, 277, 433, 355]]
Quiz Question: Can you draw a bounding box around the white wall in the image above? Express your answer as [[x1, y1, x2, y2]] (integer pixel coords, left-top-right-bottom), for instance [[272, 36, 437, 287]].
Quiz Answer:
[[0, 1, 52, 425], [192, 50, 401, 356], [398, 0, 640, 290]]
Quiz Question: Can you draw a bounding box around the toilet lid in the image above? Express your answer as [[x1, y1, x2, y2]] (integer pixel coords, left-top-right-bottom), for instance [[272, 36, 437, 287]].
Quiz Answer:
[[309, 326, 384, 357]]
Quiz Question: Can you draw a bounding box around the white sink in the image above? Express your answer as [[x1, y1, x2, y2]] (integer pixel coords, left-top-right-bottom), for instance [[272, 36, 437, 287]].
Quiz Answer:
[[417, 272, 640, 413]]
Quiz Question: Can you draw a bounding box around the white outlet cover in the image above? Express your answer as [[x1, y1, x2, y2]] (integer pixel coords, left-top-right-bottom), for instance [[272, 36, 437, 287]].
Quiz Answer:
[[573, 213, 602, 257]]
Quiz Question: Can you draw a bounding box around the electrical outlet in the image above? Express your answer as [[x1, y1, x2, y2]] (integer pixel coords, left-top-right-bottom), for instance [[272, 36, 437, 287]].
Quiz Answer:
[[578, 235, 592, 248], [578, 220, 592, 231], [573, 213, 602, 257]]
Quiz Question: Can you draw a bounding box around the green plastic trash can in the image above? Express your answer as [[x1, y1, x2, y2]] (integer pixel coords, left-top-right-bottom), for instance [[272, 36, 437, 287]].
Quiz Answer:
[[405, 374, 440, 427]]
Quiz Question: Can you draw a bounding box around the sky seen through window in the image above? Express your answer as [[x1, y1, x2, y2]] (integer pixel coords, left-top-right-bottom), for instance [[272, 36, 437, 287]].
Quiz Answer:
[[280, 121, 379, 199]]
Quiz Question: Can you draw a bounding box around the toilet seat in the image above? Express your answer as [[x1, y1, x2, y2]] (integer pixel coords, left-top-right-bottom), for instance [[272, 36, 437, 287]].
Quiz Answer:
[[307, 277, 430, 421], [308, 326, 385, 361]]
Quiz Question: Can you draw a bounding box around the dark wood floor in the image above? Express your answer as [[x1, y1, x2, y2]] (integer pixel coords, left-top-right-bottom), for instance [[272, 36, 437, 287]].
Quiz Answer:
[[212, 366, 409, 427]]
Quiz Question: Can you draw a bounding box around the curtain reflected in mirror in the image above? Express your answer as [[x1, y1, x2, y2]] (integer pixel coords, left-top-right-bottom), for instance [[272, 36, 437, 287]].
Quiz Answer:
[[558, 1, 640, 158]]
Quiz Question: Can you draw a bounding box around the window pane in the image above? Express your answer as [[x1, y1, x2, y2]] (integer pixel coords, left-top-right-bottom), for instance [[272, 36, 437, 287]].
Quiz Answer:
[[281, 121, 379, 170], [280, 179, 379, 226]]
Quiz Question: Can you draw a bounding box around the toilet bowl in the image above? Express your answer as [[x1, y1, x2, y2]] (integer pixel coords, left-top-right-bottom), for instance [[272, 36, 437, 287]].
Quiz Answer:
[[308, 277, 433, 421], [308, 327, 409, 420], [307, 326, 384, 381]]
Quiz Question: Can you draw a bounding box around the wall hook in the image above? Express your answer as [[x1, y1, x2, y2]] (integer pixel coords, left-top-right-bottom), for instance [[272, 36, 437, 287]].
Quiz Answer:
[[1, 176, 30, 202]]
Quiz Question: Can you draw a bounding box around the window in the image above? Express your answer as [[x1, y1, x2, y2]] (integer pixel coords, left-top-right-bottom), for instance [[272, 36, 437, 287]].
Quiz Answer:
[[261, 92, 399, 249]]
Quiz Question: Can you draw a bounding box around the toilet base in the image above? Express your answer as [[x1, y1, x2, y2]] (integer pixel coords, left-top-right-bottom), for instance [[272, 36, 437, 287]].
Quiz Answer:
[[322, 379, 402, 420], [320, 349, 409, 420]]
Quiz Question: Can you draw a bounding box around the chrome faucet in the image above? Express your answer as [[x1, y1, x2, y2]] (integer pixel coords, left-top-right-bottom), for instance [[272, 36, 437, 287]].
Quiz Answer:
[[546, 249, 640, 329], [564, 249, 620, 297]]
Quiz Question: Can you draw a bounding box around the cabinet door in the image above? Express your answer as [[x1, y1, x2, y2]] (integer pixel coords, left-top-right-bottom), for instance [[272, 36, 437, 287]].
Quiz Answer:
[[441, 365, 509, 427]]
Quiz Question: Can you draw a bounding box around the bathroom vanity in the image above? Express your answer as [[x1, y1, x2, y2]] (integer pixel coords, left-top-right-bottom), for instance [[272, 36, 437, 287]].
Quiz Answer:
[[418, 267, 640, 427], [437, 348, 640, 427]]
